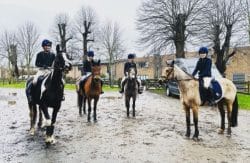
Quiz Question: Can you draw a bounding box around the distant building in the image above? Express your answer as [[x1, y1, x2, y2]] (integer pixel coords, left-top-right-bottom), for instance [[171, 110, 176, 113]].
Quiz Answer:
[[66, 47, 250, 81]]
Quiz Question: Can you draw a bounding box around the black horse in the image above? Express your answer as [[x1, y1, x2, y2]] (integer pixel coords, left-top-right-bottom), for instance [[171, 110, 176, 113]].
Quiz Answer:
[[25, 45, 72, 144], [124, 67, 138, 117]]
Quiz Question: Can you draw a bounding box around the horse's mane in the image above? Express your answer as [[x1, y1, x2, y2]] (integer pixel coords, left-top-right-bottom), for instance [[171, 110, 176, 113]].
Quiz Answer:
[[174, 65, 198, 81]]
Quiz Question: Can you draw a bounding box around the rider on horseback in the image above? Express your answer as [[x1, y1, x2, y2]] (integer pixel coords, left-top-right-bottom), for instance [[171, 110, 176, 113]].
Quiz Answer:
[[78, 51, 104, 94], [119, 53, 142, 94], [26, 39, 57, 103], [192, 47, 213, 106], [33, 39, 55, 85]]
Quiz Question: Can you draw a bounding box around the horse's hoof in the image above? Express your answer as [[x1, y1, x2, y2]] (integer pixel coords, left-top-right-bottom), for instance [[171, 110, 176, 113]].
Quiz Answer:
[[94, 119, 97, 123], [185, 133, 190, 138], [45, 135, 56, 144], [192, 137, 199, 141], [218, 129, 224, 134], [29, 128, 35, 136]]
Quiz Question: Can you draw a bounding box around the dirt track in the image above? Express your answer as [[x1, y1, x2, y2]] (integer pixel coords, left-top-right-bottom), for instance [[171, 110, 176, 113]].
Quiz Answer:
[[0, 88, 250, 163]]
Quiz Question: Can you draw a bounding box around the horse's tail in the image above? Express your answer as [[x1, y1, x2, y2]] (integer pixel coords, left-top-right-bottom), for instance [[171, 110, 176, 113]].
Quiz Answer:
[[231, 95, 238, 127]]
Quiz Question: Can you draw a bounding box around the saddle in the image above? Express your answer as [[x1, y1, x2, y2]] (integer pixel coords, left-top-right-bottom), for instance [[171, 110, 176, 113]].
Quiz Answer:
[[209, 79, 223, 102]]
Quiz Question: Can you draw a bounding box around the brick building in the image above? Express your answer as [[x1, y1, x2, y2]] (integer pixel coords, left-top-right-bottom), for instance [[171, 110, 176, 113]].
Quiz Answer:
[[67, 47, 250, 81]]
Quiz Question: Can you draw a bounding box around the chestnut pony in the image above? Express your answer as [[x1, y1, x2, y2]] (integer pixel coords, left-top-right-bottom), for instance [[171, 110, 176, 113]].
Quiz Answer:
[[77, 60, 102, 122]]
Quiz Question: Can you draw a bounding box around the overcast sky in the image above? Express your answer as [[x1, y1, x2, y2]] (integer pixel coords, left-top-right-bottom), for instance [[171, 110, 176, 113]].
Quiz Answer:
[[0, 0, 144, 56]]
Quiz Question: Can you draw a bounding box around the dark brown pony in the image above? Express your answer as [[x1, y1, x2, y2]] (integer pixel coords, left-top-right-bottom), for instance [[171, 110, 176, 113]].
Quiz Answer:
[[77, 60, 102, 122], [124, 67, 138, 117]]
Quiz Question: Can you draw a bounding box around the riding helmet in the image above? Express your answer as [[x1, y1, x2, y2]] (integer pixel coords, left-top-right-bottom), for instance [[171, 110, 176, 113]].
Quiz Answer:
[[42, 39, 52, 47], [87, 51, 94, 57], [128, 53, 135, 59], [198, 47, 208, 54]]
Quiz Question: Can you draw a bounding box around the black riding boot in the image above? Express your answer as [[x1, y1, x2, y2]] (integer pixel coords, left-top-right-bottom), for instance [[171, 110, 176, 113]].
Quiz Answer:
[[79, 79, 85, 95], [26, 83, 33, 103], [208, 86, 216, 106], [199, 78, 206, 106]]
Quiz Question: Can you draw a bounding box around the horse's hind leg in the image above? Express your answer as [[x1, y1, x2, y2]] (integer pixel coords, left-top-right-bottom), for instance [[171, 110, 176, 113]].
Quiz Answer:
[[77, 92, 83, 116], [218, 101, 225, 134], [132, 97, 136, 117], [184, 105, 191, 137], [87, 98, 92, 122], [38, 106, 44, 128], [125, 97, 130, 117], [226, 101, 233, 136], [93, 97, 99, 122], [192, 105, 199, 139], [83, 96, 87, 114], [29, 104, 37, 135]]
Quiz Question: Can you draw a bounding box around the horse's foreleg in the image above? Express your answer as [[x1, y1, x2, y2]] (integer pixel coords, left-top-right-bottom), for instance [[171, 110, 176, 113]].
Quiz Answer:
[[87, 98, 91, 122], [192, 106, 199, 139], [132, 97, 136, 117], [45, 106, 60, 144], [40, 105, 51, 127], [93, 97, 99, 122], [184, 105, 191, 137], [125, 97, 130, 117], [226, 102, 233, 136], [29, 104, 37, 135], [218, 101, 225, 134]]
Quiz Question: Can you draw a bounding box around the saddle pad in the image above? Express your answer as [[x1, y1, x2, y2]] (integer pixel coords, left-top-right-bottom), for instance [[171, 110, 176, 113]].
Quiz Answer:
[[210, 79, 223, 102]]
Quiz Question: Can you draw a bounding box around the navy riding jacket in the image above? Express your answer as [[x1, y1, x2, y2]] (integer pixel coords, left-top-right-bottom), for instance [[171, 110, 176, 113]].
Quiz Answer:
[[82, 60, 92, 75], [192, 58, 212, 78], [124, 62, 137, 76], [35, 51, 55, 68]]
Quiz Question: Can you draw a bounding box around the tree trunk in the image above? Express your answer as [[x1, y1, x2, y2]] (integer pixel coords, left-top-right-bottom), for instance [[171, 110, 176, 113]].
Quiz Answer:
[[174, 14, 186, 58]]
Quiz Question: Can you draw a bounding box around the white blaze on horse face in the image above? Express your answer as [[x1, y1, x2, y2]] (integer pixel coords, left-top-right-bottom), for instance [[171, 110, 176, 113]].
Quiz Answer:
[[129, 68, 136, 78], [62, 52, 72, 67]]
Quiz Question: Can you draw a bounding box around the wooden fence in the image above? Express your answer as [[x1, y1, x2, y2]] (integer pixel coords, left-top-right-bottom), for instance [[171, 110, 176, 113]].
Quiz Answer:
[[233, 81, 250, 94]]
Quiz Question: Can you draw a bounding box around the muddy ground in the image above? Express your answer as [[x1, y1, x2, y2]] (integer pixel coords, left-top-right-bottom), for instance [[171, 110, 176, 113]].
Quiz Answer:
[[0, 88, 250, 163]]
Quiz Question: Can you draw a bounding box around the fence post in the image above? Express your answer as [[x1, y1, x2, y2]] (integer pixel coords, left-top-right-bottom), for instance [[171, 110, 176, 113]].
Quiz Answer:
[[248, 81, 250, 94]]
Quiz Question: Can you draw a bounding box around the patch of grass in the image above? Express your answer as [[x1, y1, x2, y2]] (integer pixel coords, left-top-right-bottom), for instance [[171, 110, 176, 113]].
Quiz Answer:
[[0, 82, 119, 92], [65, 84, 119, 91], [149, 89, 165, 95], [0, 81, 26, 88], [237, 93, 250, 110], [149, 88, 250, 110]]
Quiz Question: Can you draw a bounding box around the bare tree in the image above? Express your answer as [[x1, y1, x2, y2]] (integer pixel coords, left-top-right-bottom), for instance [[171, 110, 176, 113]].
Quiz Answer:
[[99, 22, 125, 86], [52, 13, 73, 52], [0, 30, 19, 79], [74, 6, 98, 62], [244, 0, 250, 43], [18, 22, 40, 77], [137, 0, 204, 58], [200, 0, 245, 76]]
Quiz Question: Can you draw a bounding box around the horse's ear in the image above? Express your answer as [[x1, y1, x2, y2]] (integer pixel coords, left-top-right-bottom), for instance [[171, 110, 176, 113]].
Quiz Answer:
[[98, 59, 101, 65], [166, 60, 174, 67]]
